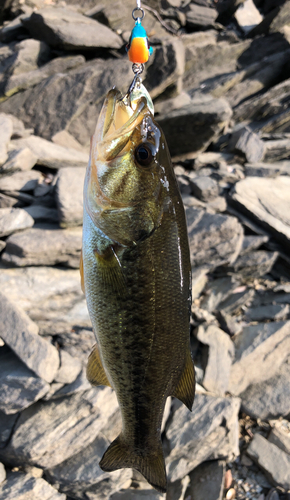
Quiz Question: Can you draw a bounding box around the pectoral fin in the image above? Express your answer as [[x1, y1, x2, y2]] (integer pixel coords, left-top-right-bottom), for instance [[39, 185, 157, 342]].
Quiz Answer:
[[87, 343, 111, 387], [94, 244, 126, 294], [172, 348, 195, 411]]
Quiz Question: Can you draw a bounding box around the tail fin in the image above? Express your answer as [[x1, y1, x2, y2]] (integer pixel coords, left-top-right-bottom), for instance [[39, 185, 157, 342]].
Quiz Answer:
[[99, 434, 167, 493]]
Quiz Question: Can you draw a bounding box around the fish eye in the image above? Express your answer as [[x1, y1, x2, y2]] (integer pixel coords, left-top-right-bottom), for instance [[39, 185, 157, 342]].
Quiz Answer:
[[134, 143, 154, 167]]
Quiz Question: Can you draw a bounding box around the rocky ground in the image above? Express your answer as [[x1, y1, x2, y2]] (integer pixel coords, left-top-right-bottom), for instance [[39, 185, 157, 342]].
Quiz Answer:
[[1, 0, 290, 499]]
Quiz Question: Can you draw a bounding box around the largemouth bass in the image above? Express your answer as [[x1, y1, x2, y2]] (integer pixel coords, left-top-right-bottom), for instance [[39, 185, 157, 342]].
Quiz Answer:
[[81, 84, 195, 493]]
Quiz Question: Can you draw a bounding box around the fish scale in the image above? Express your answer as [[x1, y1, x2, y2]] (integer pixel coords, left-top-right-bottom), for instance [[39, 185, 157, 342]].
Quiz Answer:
[[81, 85, 195, 493]]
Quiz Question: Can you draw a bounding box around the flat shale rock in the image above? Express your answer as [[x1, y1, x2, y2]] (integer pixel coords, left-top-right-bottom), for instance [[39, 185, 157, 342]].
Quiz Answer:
[[46, 437, 132, 498], [195, 324, 235, 395], [229, 126, 265, 163], [0, 463, 5, 484], [0, 113, 13, 166], [0, 410, 19, 448], [190, 176, 219, 201], [144, 39, 185, 99], [185, 3, 217, 29], [22, 8, 123, 50], [234, 0, 263, 33], [0, 346, 49, 414], [226, 250, 278, 278], [0, 170, 42, 193], [268, 426, 290, 455], [1, 388, 119, 469], [249, 2, 290, 36], [244, 161, 290, 177], [186, 207, 243, 269], [228, 321, 290, 395], [56, 167, 85, 227], [200, 276, 238, 312], [185, 460, 225, 500], [245, 303, 290, 322], [240, 357, 290, 420], [0, 471, 66, 500], [157, 93, 232, 157], [1, 147, 38, 173], [54, 350, 82, 385], [2, 225, 82, 268], [0, 292, 59, 383], [10, 135, 88, 169], [0, 207, 34, 237], [166, 394, 240, 482], [247, 433, 290, 490], [0, 59, 132, 146], [230, 176, 290, 247], [3, 55, 85, 98]]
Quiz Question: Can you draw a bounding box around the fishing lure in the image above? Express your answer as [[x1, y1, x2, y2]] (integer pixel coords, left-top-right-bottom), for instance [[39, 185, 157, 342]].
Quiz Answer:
[[126, 0, 153, 65]]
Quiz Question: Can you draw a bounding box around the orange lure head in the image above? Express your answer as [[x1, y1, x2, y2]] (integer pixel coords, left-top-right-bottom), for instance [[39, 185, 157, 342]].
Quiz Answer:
[[126, 20, 153, 64]]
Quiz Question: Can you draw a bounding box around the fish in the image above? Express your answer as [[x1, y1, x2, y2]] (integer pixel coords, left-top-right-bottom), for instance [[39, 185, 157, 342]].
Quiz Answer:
[[81, 83, 195, 493]]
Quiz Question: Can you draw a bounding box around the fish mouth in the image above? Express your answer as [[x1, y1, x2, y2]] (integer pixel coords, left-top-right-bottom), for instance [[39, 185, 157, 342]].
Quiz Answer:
[[92, 85, 154, 163]]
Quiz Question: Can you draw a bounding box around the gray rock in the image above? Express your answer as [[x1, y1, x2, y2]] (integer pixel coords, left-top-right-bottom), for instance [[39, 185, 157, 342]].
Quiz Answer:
[[2, 225, 82, 268], [244, 161, 290, 177], [0, 147, 38, 173], [2, 387, 119, 469], [0, 346, 49, 414], [0, 11, 32, 43], [10, 135, 88, 169], [0, 193, 19, 209], [0, 59, 133, 146], [185, 460, 225, 500], [240, 235, 269, 255], [0, 410, 19, 448], [195, 324, 235, 395], [230, 176, 290, 248], [0, 462, 5, 484], [0, 472, 66, 499], [52, 130, 85, 152], [54, 350, 82, 385], [24, 205, 59, 223], [22, 8, 123, 50], [240, 358, 290, 420], [190, 176, 219, 202], [249, 2, 290, 36], [245, 303, 290, 322], [234, 77, 290, 128], [0, 207, 34, 237], [0, 292, 59, 383], [157, 94, 232, 157], [144, 38, 185, 99], [46, 436, 132, 498], [229, 126, 265, 163], [191, 267, 208, 300], [56, 167, 86, 227], [186, 208, 243, 269], [0, 265, 88, 332], [263, 138, 290, 162], [268, 427, 290, 456], [50, 368, 91, 400], [4, 55, 85, 98], [185, 3, 217, 29], [166, 393, 240, 482], [0, 39, 50, 81], [234, 0, 263, 33], [216, 310, 243, 337], [228, 321, 290, 395], [108, 488, 163, 500], [0, 170, 42, 193], [247, 433, 290, 490], [0, 241, 5, 252], [0, 113, 13, 166], [219, 287, 255, 315], [200, 276, 238, 312]]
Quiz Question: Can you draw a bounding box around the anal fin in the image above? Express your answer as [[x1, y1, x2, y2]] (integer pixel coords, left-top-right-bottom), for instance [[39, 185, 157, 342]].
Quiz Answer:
[[87, 343, 111, 387], [172, 348, 195, 411], [100, 434, 167, 493]]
